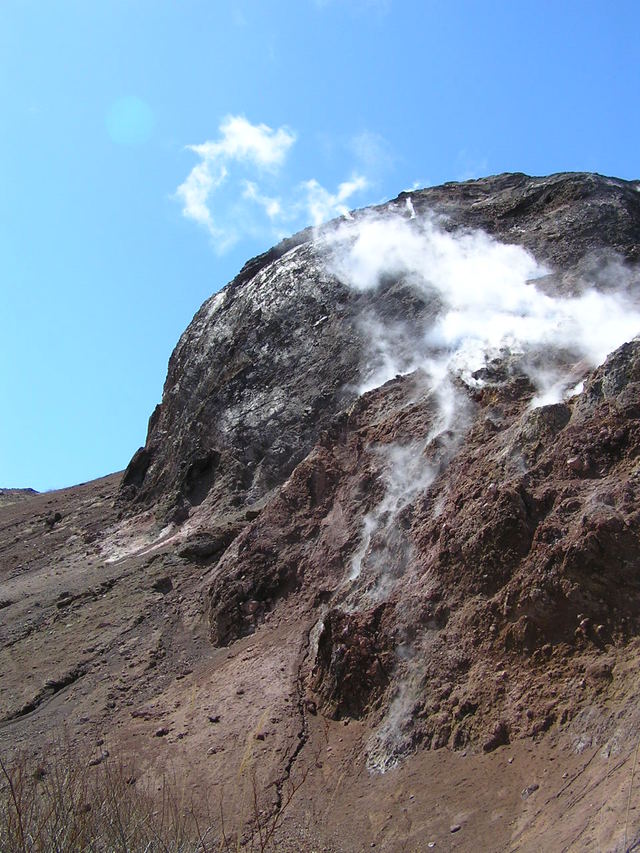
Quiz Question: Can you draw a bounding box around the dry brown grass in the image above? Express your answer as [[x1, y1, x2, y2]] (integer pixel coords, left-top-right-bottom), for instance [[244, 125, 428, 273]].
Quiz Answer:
[[0, 733, 313, 853], [0, 738, 214, 853]]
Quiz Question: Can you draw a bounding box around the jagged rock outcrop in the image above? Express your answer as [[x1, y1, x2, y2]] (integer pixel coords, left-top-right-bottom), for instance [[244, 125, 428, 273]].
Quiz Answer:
[[120, 172, 640, 524], [116, 172, 640, 767]]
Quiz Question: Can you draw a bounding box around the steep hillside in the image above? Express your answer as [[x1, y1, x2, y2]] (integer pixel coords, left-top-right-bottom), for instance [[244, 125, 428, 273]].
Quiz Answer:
[[2, 172, 640, 852]]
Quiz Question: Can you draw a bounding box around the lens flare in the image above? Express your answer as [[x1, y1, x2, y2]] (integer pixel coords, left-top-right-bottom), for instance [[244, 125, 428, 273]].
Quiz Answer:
[[106, 96, 155, 145]]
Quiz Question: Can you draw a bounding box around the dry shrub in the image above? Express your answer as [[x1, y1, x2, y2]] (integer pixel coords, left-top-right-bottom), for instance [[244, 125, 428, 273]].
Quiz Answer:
[[0, 737, 214, 852], [0, 731, 315, 852]]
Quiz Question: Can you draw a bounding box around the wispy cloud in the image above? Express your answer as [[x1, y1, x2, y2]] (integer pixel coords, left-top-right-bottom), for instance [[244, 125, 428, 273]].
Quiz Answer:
[[301, 175, 369, 225], [242, 181, 282, 220], [175, 115, 372, 251], [191, 115, 295, 168], [175, 115, 296, 247]]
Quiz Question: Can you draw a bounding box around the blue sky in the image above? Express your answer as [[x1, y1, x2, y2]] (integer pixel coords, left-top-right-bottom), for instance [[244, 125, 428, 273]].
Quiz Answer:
[[1, 0, 638, 490]]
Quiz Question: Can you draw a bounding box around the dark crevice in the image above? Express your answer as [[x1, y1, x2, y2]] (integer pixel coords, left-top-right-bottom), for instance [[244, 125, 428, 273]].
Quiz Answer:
[[272, 620, 314, 818], [55, 578, 118, 611], [182, 451, 221, 506], [2, 665, 87, 724]]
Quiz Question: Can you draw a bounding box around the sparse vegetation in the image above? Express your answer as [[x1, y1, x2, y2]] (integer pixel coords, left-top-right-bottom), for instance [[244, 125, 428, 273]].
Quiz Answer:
[[0, 741, 214, 852], [0, 734, 312, 853]]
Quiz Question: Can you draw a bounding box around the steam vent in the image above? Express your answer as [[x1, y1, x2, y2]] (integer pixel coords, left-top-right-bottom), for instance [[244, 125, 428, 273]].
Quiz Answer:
[[3, 172, 640, 851]]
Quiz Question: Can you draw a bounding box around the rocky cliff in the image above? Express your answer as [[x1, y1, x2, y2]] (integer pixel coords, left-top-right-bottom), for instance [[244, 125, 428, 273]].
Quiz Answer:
[[120, 172, 640, 525], [2, 172, 640, 851], [120, 170, 640, 752]]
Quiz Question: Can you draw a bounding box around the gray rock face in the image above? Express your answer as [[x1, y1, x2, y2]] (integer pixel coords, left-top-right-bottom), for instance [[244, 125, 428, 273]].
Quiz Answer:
[[121, 241, 368, 521], [119, 172, 640, 522], [403, 171, 640, 269]]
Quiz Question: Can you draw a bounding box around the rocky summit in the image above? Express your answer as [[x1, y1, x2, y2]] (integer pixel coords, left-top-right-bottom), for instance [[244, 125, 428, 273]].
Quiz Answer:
[[2, 172, 640, 851]]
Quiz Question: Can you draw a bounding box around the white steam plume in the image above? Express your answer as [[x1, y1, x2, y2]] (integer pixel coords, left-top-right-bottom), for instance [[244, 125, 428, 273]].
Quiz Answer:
[[348, 443, 435, 582], [365, 676, 416, 773], [325, 207, 640, 402], [321, 203, 640, 771], [324, 205, 640, 602], [345, 373, 470, 607]]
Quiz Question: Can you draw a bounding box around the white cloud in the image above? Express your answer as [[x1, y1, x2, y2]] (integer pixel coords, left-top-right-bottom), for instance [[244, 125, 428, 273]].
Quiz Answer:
[[243, 174, 369, 229], [175, 117, 373, 250], [301, 174, 369, 225], [191, 115, 296, 169], [174, 159, 228, 239], [175, 115, 296, 248], [242, 181, 282, 220]]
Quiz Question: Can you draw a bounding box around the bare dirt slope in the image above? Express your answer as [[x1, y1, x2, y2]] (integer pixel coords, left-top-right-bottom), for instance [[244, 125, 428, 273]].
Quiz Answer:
[[1, 469, 639, 851]]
